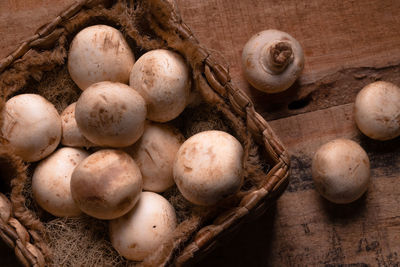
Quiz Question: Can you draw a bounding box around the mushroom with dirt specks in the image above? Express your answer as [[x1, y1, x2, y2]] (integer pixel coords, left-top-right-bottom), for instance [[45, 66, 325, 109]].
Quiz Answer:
[[173, 130, 244, 206], [242, 29, 304, 93], [68, 25, 135, 90], [70, 149, 142, 220], [124, 121, 184, 193], [129, 49, 191, 122], [61, 102, 95, 148], [312, 139, 370, 204], [354, 81, 400, 141], [32, 147, 89, 217], [1, 94, 61, 162], [109, 191, 177, 261], [75, 81, 147, 147]]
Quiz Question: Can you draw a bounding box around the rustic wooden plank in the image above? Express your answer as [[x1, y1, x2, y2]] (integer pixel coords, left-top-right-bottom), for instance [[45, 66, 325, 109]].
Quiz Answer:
[[176, 7, 400, 266], [194, 104, 400, 266], [0, 0, 74, 59], [177, 0, 400, 109], [252, 64, 400, 121], [267, 105, 400, 266], [177, 0, 400, 82]]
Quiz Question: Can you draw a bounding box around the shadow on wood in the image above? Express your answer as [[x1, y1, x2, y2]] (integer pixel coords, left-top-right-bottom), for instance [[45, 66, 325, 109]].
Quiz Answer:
[[320, 193, 368, 222], [193, 204, 278, 267]]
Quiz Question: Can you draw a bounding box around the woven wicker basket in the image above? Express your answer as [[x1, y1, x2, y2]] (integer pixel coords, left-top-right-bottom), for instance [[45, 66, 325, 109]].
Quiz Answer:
[[0, 0, 290, 266]]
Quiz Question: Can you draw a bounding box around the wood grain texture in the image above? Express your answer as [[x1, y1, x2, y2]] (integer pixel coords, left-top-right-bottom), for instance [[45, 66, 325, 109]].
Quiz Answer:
[[194, 104, 400, 267], [1, 0, 400, 266], [177, 0, 400, 120], [177, 0, 400, 83], [268, 105, 400, 266], [0, 0, 74, 58]]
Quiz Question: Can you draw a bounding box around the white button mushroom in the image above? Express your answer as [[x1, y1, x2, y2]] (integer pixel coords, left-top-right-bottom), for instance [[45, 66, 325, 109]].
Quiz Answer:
[[124, 122, 184, 192], [70, 149, 142, 220], [354, 81, 400, 141], [68, 25, 135, 90], [173, 130, 244, 206], [32, 147, 89, 217], [242, 29, 304, 93], [61, 102, 95, 148], [109, 191, 177, 261], [129, 49, 191, 122], [75, 81, 147, 147], [1, 94, 61, 162], [312, 139, 370, 204]]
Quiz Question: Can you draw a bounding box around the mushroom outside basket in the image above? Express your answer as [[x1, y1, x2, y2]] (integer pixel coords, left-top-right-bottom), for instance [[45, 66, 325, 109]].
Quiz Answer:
[[0, 0, 290, 266]]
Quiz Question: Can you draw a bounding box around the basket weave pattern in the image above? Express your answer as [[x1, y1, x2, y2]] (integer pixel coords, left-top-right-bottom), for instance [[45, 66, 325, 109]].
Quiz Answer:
[[0, 0, 290, 266]]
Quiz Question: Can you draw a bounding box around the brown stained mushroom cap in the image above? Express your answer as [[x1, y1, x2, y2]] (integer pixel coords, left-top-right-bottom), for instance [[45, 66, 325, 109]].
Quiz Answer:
[[68, 25, 135, 90], [129, 49, 191, 122], [124, 121, 184, 192], [242, 29, 304, 93], [173, 130, 244, 206], [70, 149, 142, 220], [1, 94, 61, 162], [109, 191, 177, 261], [32, 147, 89, 217], [312, 139, 370, 204], [61, 102, 95, 148], [354, 81, 400, 141], [75, 81, 147, 147]]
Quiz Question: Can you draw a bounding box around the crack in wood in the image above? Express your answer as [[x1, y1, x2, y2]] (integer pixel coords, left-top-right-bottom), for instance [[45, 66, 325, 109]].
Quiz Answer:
[[257, 64, 400, 122]]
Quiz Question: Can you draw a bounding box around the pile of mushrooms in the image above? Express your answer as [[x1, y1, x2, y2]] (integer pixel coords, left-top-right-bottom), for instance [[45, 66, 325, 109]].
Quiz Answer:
[[1, 25, 246, 261]]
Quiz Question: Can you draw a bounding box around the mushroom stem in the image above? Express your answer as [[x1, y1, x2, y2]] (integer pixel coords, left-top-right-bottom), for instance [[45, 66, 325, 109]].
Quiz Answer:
[[265, 41, 293, 74]]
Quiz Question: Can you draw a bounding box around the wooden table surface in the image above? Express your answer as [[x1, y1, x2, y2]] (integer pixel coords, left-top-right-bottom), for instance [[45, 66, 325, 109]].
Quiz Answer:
[[1, 0, 400, 266]]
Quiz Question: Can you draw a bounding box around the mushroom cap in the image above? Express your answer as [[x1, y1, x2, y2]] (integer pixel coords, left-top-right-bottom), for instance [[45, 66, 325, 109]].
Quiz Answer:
[[61, 102, 95, 147], [70, 149, 142, 220], [109, 191, 177, 261], [0, 193, 12, 222], [354, 81, 400, 141], [1, 94, 61, 162], [75, 81, 147, 147], [68, 25, 135, 90], [129, 49, 191, 122], [32, 147, 89, 217], [124, 122, 184, 192], [312, 139, 370, 204], [173, 130, 244, 206], [242, 29, 304, 93]]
